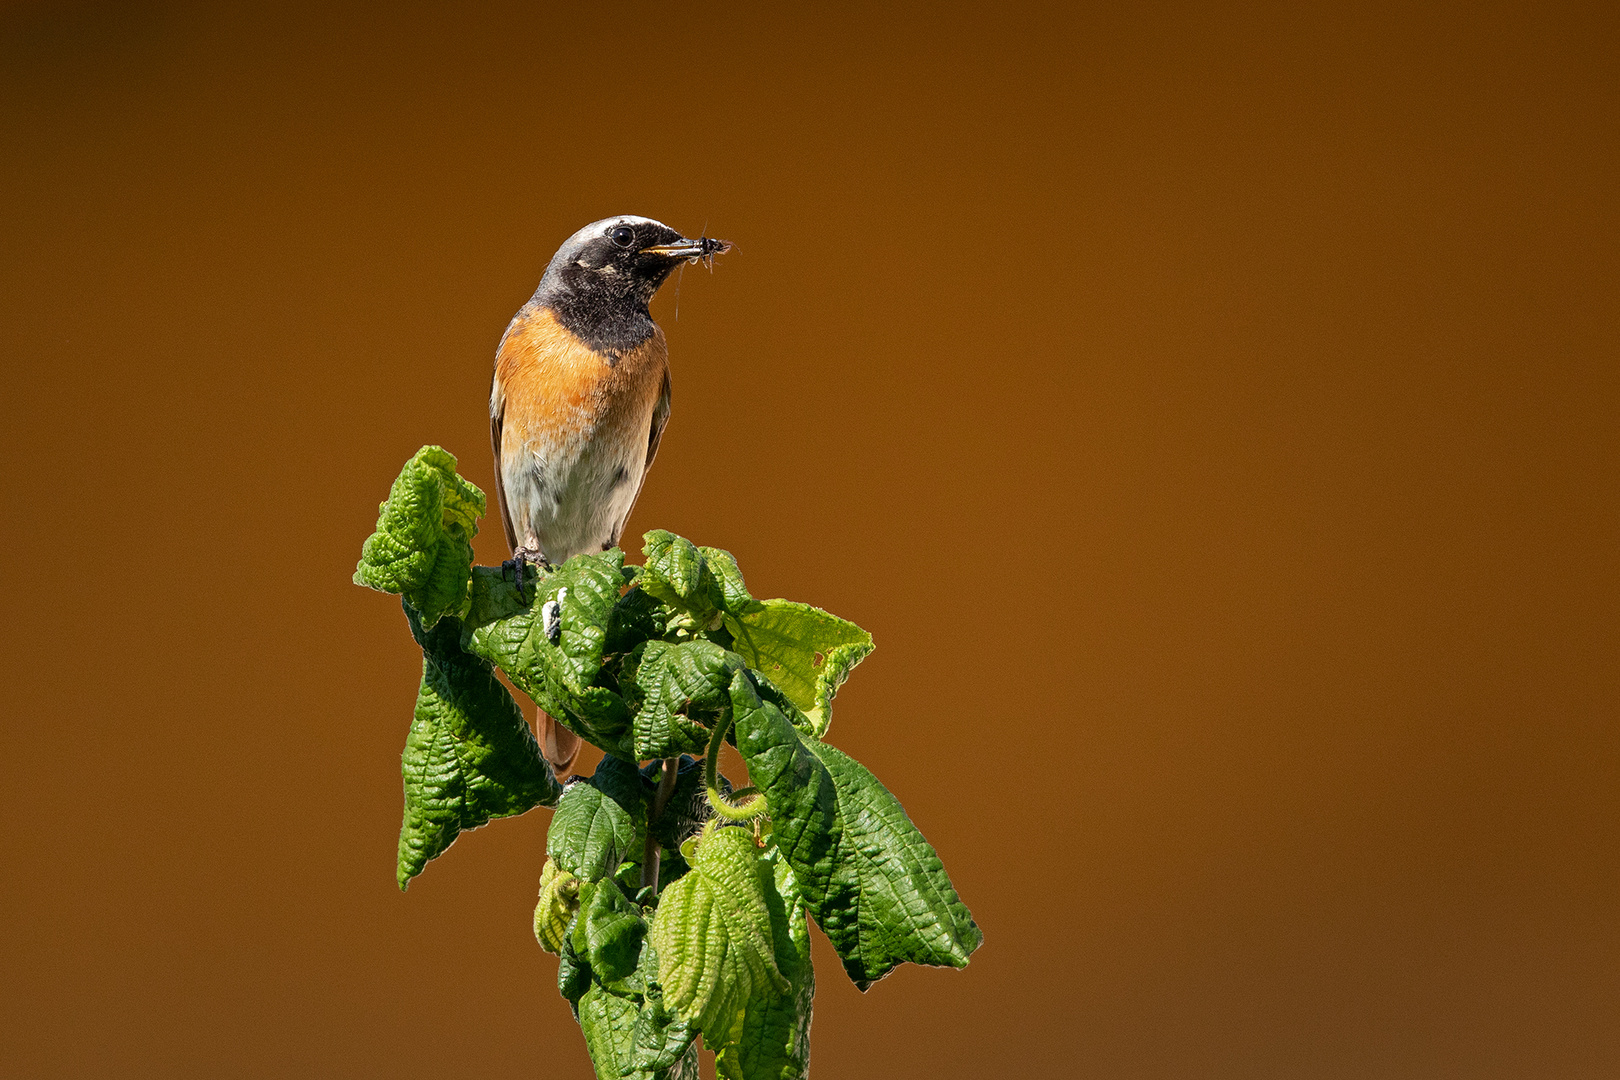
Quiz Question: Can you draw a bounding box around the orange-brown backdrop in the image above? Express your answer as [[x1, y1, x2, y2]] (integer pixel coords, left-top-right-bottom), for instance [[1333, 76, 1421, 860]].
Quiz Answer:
[[3, 2, 1616, 1077]]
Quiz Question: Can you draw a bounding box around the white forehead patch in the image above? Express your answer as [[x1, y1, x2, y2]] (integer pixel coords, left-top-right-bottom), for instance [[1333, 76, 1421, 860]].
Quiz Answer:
[[565, 215, 669, 248], [547, 216, 676, 275]]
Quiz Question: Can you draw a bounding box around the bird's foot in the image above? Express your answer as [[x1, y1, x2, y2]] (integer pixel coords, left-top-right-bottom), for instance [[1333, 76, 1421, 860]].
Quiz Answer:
[[502, 547, 550, 603]]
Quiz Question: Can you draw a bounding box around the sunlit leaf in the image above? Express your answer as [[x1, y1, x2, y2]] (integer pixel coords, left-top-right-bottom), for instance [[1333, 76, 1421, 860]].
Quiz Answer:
[[648, 826, 788, 1046], [715, 845, 814, 1080], [726, 599, 873, 738], [731, 671, 981, 988], [354, 446, 485, 626]]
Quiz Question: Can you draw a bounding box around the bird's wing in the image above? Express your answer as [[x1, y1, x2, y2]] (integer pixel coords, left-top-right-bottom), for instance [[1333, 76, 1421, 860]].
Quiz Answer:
[[644, 365, 672, 477], [609, 367, 671, 549], [490, 374, 519, 552]]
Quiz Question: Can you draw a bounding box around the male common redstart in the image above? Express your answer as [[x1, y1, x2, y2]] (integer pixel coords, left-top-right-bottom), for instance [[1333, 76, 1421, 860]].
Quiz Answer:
[[490, 216, 729, 778]]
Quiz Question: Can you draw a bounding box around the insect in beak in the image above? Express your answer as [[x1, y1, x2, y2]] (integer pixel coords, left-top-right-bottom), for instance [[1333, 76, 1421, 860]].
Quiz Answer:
[[643, 236, 733, 266]]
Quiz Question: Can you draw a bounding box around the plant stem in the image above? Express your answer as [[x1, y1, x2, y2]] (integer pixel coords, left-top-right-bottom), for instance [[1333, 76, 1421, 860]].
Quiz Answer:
[[641, 757, 679, 892], [704, 715, 767, 822]]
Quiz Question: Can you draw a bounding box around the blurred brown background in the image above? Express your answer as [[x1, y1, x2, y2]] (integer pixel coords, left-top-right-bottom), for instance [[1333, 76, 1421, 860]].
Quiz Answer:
[[2, 1, 1616, 1076]]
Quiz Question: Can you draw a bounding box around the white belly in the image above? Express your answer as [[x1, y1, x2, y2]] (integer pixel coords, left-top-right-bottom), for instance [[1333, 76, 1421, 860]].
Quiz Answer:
[[503, 428, 646, 563]]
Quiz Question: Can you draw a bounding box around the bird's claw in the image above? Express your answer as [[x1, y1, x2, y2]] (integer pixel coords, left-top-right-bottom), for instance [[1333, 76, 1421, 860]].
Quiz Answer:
[[502, 547, 549, 603]]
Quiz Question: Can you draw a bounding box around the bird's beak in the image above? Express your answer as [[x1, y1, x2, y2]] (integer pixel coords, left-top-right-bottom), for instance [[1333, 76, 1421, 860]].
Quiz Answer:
[[641, 236, 733, 261]]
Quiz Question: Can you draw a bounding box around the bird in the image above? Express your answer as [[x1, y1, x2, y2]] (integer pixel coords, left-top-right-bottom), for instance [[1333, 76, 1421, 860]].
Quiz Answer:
[[489, 215, 729, 778]]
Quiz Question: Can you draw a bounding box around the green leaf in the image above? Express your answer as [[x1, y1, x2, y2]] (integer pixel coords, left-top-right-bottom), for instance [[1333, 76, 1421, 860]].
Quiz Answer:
[[700, 546, 756, 616], [638, 531, 707, 614], [639, 531, 760, 625], [463, 551, 628, 692], [463, 555, 636, 755], [577, 986, 643, 1080], [548, 756, 649, 882], [578, 986, 636, 1079], [396, 604, 561, 889], [648, 825, 789, 1047], [730, 671, 982, 989], [558, 943, 591, 1005], [577, 978, 701, 1080], [725, 599, 874, 738], [632, 992, 700, 1075], [637, 532, 870, 736], [570, 878, 647, 986], [624, 640, 748, 760], [355, 446, 486, 626], [606, 581, 669, 655], [533, 858, 582, 954], [715, 845, 814, 1080]]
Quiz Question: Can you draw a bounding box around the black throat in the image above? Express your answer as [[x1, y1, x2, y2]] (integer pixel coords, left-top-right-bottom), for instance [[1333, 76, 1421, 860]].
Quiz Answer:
[[533, 267, 658, 357]]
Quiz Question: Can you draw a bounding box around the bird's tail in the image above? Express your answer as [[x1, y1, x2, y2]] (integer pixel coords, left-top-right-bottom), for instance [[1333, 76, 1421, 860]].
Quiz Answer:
[[536, 707, 583, 780]]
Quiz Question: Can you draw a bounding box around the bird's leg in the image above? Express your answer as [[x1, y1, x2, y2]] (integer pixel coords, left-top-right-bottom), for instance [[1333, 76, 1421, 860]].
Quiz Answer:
[[502, 545, 549, 603]]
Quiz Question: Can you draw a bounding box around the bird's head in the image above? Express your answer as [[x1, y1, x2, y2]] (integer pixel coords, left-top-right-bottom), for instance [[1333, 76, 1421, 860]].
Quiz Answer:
[[538, 215, 731, 308]]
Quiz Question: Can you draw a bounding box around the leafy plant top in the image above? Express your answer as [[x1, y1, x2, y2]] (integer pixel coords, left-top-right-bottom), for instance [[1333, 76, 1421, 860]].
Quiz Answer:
[[355, 446, 980, 1079]]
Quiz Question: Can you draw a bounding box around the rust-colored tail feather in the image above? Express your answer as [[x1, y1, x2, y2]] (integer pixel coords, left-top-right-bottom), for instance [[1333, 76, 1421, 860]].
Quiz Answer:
[[535, 707, 582, 780]]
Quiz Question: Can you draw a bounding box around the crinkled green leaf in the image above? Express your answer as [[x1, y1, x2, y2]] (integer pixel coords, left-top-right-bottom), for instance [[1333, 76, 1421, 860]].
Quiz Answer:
[[578, 986, 637, 1079], [632, 992, 700, 1075], [716, 845, 814, 1080], [700, 546, 755, 616], [534, 858, 582, 954], [639, 531, 760, 625], [605, 580, 668, 655], [639, 531, 872, 737], [571, 878, 646, 986], [463, 551, 627, 692], [638, 531, 707, 614], [548, 756, 648, 882], [463, 557, 635, 756], [624, 640, 747, 759], [730, 671, 981, 989], [726, 599, 874, 738], [579, 985, 701, 1080], [355, 445, 485, 626], [558, 942, 591, 1005], [396, 604, 561, 889], [648, 825, 789, 1047]]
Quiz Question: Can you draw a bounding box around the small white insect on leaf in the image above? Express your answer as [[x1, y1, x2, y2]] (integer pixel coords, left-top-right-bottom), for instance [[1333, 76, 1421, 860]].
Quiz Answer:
[[541, 599, 562, 644]]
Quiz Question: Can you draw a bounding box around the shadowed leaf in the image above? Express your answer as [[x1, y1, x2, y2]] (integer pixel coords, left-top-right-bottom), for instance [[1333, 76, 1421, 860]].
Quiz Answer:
[[548, 756, 648, 882], [395, 604, 560, 889], [463, 555, 636, 756], [641, 756, 730, 853], [571, 878, 646, 986], [624, 640, 748, 759]]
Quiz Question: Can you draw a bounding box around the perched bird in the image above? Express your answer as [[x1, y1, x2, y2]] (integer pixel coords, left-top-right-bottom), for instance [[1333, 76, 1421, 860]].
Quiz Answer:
[[490, 216, 729, 777]]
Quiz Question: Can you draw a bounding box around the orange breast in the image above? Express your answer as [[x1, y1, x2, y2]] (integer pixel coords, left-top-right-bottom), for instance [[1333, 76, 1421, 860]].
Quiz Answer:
[[494, 305, 667, 457]]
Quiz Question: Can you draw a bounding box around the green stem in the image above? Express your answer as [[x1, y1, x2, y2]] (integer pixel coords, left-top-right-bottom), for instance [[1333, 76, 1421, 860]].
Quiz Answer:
[[705, 714, 767, 822]]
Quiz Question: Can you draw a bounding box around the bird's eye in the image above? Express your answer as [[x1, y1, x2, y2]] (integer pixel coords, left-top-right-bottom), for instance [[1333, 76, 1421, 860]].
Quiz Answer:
[[609, 225, 635, 249]]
